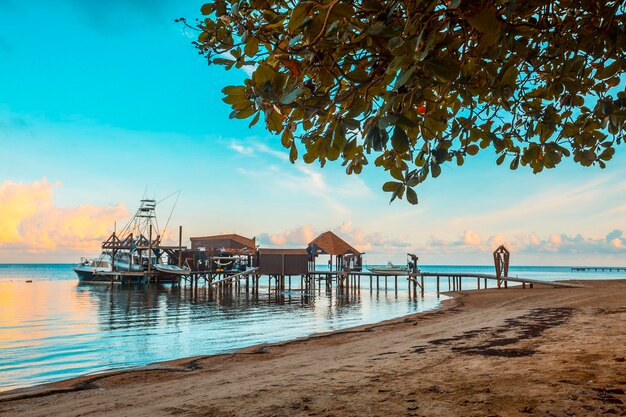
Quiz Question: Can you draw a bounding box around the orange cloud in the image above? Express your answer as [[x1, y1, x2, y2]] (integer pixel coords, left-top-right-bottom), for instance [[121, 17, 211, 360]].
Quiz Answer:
[[0, 178, 128, 256], [258, 224, 315, 246]]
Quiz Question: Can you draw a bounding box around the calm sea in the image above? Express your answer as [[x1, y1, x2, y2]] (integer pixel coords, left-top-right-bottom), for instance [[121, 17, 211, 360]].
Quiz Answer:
[[0, 264, 622, 392]]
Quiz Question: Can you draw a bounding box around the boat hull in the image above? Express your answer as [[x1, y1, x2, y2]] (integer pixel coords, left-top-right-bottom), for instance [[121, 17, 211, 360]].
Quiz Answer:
[[154, 264, 190, 275], [73, 267, 112, 284], [73, 266, 147, 285], [367, 268, 408, 274]]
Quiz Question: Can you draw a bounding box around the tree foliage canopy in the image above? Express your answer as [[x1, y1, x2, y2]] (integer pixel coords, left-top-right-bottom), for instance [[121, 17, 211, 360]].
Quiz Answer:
[[184, 0, 626, 204]]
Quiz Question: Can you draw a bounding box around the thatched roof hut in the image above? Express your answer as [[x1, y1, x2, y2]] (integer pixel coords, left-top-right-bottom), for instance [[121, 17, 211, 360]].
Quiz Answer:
[[307, 231, 362, 271]]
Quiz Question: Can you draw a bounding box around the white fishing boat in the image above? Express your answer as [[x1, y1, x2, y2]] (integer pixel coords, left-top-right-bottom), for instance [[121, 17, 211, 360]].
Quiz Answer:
[[72, 253, 113, 283], [74, 192, 182, 284]]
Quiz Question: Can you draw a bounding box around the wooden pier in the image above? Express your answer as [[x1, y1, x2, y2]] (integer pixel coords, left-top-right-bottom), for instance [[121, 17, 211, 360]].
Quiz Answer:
[[571, 267, 626, 272], [94, 267, 583, 305], [91, 224, 582, 301]]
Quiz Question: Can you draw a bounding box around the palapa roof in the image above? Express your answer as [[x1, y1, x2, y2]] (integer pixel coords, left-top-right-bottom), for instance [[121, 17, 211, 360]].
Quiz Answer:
[[190, 233, 256, 250], [307, 231, 360, 256]]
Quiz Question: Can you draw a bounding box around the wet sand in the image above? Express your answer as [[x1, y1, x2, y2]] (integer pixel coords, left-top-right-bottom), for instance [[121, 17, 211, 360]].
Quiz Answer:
[[1, 280, 625, 417]]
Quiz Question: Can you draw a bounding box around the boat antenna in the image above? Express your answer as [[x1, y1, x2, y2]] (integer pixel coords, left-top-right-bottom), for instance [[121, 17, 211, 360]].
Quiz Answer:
[[162, 190, 181, 240], [157, 190, 180, 205]]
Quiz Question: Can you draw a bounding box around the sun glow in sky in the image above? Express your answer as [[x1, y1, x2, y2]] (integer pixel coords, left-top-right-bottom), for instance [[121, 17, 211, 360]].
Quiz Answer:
[[1, 0, 625, 265]]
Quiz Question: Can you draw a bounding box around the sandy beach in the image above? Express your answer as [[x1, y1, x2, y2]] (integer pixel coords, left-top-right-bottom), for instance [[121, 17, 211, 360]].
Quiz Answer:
[[1, 280, 625, 417]]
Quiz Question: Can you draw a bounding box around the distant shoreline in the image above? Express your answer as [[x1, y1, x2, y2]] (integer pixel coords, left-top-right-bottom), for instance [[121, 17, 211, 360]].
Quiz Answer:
[[2, 279, 625, 416]]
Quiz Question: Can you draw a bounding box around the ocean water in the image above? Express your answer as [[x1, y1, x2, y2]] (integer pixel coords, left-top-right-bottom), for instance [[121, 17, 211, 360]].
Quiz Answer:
[[0, 264, 438, 392], [0, 263, 623, 392]]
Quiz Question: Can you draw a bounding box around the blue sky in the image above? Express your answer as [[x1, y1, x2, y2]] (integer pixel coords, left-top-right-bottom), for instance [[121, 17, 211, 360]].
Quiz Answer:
[[1, 0, 625, 265]]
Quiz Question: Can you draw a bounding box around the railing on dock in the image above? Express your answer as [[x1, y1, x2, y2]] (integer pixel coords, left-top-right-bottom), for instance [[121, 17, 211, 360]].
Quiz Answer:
[[410, 272, 582, 296]]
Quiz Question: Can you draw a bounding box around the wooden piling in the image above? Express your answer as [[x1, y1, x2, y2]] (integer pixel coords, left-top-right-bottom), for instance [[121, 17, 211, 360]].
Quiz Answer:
[[178, 225, 183, 267], [147, 224, 153, 284]]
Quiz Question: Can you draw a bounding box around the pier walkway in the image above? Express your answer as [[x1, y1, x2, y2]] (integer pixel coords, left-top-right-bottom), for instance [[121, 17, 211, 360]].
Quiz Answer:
[[97, 268, 583, 299], [571, 267, 626, 272]]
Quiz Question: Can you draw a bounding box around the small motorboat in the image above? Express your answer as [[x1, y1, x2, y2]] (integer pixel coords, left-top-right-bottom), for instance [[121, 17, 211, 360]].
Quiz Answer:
[[154, 264, 190, 275], [367, 261, 408, 274], [72, 254, 113, 283]]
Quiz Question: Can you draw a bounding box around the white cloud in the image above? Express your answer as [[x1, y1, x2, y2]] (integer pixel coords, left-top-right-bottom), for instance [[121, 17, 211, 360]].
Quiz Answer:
[[231, 139, 373, 215], [229, 141, 255, 156], [422, 229, 626, 258], [463, 229, 482, 246], [258, 222, 414, 260]]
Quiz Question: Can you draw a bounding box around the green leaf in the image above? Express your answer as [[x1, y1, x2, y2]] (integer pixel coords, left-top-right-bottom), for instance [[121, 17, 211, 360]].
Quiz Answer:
[[244, 37, 259, 57], [391, 127, 410, 153], [347, 68, 370, 82], [383, 181, 401, 192], [289, 143, 298, 163], [288, 3, 310, 32], [500, 65, 518, 87], [466, 145, 479, 156], [424, 57, 459, 82], [200, 3, 213, 15], [431, 163, 441, 178], [395, 66, 415, 88], [248, 112, 261, 128], [406, 187, 418, 205], [465, 6, 502, 35], [390, 167, 404, 181], [265, 108, 283, 132], [465, 6, 502, 46]]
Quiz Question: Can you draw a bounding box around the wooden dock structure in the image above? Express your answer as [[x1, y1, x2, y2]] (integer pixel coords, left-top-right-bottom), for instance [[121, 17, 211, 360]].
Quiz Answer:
[[91, 225, 583, 300], [93, 265, 583, 302], [571, 266, 626, 272]]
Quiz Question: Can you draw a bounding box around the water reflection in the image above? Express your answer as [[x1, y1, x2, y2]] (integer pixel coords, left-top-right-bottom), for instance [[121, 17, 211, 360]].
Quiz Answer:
[[0, 275, 441, 392]]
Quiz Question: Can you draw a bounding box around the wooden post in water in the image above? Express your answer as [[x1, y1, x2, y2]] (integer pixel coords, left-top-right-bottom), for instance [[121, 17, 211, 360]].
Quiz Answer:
[[178, 225, 183, 267], [147, 224, 153, 285], [436, 275, 440, 294]]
